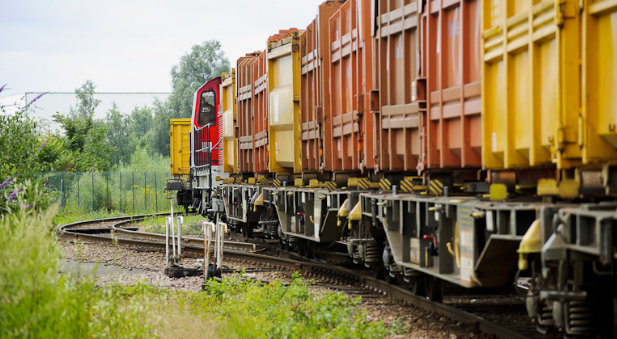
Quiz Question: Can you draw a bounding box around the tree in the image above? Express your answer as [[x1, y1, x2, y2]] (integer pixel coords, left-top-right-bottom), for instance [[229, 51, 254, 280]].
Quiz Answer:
[[148, 98, 174, 156], [169, 39, 230, 119], [52, 80, 114, 172], [52, 81, 100, 153], [105, 103, 135, 166], [129, 105, 153, 139], [74, 80, 101, 120]]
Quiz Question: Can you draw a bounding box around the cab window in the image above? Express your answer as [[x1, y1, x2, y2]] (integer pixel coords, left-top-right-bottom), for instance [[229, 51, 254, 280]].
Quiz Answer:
[[198, 90, 216, 126]]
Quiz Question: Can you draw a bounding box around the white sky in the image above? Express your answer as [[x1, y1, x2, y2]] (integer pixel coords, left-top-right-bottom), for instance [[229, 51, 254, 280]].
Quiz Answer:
[[0, 0, 328, 95]]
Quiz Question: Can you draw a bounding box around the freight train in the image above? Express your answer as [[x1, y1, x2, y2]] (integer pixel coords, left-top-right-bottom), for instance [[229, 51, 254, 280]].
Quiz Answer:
[[168, 1, 617, 337]]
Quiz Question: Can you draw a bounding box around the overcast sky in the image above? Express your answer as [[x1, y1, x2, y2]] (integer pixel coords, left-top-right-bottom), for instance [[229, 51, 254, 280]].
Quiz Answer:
[[0, 0, 327, 95]]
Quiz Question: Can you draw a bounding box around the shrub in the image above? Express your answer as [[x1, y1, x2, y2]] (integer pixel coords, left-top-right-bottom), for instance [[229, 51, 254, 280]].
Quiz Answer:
[[0, 191, 158, 338]]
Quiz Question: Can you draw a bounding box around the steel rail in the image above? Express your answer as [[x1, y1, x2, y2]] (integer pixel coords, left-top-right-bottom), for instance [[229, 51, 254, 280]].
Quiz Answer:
[[58, 214, 257, 252]]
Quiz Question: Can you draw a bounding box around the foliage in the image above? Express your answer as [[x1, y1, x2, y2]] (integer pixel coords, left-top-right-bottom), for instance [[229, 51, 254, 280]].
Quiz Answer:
[[52, 80, 114, 172], [169, 39, 230, 120], [0, 109, 47, 182], [118, 147, 171, 173], [0, 186, 157, 338], [53, 208, 127, 227], [174, 274, 389, 339], [148, 97, 175, 156], [106, 102, 136, 166], [140, 214, 205, 235], [49, 171, 172, 215], [0, 88, 62, 214], [129, 105, 154, 140], [73, 79, 102, 119]]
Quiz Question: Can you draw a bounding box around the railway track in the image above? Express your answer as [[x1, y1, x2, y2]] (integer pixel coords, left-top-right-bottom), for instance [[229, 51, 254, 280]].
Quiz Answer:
[[59, 214, 538, 339]]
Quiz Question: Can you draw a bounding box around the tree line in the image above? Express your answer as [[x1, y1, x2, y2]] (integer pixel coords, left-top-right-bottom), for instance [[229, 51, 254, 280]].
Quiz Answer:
[[7, 39, 231, 173]]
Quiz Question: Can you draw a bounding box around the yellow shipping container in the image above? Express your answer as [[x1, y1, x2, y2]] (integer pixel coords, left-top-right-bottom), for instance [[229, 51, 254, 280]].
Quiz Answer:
[[582, 0, 617, 165], [482, 0, 582, 171], [268, 30, 303, 174], [482, 0, 617, 175], [222, 70, 237, 173], [169, 118, 191, 176]]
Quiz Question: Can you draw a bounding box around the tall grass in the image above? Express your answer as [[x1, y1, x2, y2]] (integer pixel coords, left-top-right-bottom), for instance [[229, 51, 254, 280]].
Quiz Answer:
[[176, 274, 389, 338], [0, 203, 158, 338]]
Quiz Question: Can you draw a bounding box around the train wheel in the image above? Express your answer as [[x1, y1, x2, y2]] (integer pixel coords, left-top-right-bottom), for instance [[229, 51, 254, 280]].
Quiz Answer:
[[425, 275, 444, 303], [372, 262, 385, 280], [409, 275, 426, 296], [384, 266, 397, 285], [297, 240, 306, 257]]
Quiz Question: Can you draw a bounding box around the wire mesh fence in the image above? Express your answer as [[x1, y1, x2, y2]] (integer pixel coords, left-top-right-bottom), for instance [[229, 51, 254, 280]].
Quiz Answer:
[[42, 172, 175, 215]]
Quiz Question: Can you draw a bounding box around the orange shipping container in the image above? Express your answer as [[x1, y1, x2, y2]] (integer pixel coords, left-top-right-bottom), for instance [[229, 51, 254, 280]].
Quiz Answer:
[[237, 53, 260, 173], [420, 0, 482, 171], [300, 0, 344, 173], [328, 0, 375, 173], [252, 49, 269, 174], [374, 0, 422, 172]]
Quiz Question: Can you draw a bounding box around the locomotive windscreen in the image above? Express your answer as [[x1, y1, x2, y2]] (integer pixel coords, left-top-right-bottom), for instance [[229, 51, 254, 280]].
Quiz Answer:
[[197, 90, 216, 127]]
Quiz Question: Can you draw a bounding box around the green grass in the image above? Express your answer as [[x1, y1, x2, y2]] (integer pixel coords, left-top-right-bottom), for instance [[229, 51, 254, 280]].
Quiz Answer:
[[4, 194, 390, 338], [0, 204, 159, 338], [152, 273, 389, 339], [139, 214, 206, 236], [53, 208, 174, 228]]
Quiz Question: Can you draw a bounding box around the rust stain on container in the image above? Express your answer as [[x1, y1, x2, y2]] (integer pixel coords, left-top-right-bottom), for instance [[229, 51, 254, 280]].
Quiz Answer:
[[329, 0, 375, 173], [300, 0, 344, 173], [253, 49, 269, 174], [421, 0, 482, 171], [237, 53, 260, 174], [374, 0, 423, 172]]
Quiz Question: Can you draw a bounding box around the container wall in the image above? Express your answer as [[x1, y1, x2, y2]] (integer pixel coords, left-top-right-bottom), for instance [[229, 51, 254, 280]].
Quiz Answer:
[[374, 0, 421, 172], [268, 29, 303, 174], [422, 0, 482, 170], [582, 1, 617, 165], [300, 1, 344, 173], [169, 118, 191, 176], [221, 71, 237, 173], [329, 0, 375, 173], [482, 0, 582, 171], [253, 50, 269, 174], [237, 54, 259, 173]]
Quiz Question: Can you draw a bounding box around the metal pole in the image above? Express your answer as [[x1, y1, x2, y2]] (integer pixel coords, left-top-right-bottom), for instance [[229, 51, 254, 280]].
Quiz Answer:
[[106, 172, 109, 209], [132, 172, 135, 213], [144, 172, 147, 211], [165, 217, 170, 265], [170, 203, 176, 257], [155, 172, 158, 212], [177, 215, 183, 257], [61, 172, 65, 214], [120, 172, 122, 213], [91, 172, 94, 212], [77, 173, 80, 211]]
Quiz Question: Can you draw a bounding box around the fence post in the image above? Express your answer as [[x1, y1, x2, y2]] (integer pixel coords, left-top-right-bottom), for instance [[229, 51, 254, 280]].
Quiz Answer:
[[155, 172, 158, 212], [106, 172, 109, 210], [77, 173, 80, 212], [132, 172, 135, 214], [61, 172, 65, 214], [144, 172, 147, 212], [120, 172, 123, 213], [91, 172, 94, 212]]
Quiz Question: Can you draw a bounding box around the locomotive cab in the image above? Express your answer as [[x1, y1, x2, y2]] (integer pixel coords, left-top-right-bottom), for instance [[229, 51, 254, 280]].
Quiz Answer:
[[190, 77, 229, 216]]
